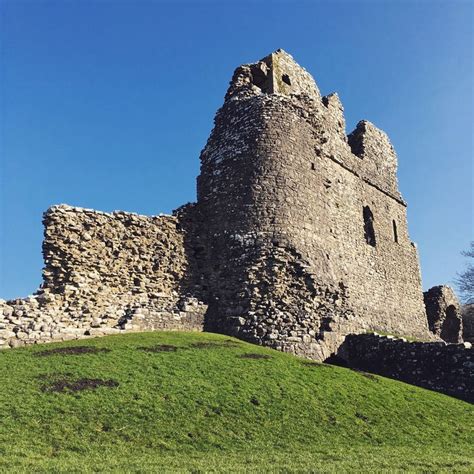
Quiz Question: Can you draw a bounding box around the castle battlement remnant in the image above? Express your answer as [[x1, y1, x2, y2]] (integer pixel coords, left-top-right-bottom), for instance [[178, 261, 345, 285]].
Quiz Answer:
[[0, 50, 464, 364]]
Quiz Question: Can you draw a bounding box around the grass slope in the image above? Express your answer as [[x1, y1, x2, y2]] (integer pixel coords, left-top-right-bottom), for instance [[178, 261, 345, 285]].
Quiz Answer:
[[0, 331, 473, 472]]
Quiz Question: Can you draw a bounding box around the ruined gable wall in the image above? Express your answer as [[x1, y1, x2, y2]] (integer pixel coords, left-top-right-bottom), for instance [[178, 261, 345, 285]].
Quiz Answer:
[[424, 285, 463, 343]]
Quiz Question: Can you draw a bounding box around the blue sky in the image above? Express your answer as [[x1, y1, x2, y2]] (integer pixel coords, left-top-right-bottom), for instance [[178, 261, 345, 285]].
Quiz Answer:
[[1, 0, 472, 299]]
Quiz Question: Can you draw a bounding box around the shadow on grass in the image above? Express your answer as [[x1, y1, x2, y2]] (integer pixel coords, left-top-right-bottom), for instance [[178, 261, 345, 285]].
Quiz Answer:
[[34, 347, 111, 357], [41, 376, 119, 393]]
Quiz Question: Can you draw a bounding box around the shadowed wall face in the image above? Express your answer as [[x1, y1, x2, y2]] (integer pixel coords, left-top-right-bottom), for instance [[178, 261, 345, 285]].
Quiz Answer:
[[337, 333, 473, 403]]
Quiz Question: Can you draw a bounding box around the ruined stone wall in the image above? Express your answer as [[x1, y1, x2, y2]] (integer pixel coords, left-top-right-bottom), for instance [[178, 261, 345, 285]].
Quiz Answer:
[[424, 285, 463, 343], [197, 50, 431, 360], [41, 205, 187, 301], [337, 333, 473, 403], [250, 92, 427, 337], [0, 205, 205, 349]]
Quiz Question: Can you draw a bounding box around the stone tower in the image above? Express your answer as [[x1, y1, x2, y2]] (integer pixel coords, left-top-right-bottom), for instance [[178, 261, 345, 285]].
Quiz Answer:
[[197, 49, 430, 359]]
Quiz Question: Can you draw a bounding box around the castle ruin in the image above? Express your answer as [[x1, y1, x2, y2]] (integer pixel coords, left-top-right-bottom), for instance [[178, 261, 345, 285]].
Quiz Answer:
[[0, 50, 467, 364]]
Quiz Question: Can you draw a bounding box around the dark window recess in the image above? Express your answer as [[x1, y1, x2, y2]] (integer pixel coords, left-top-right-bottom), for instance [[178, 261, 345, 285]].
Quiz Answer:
[[392, 220, 398, 243], [311, 162, 315, 170], [282, 74, 291, 86], [363, 206, 376, 247]]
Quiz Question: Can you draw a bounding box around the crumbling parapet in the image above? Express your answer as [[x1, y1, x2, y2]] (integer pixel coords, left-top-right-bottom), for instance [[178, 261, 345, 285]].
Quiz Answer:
[[424, 285, 463, 343]]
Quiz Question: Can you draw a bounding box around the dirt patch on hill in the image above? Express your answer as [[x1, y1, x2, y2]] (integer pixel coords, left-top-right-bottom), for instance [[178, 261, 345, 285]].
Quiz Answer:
[[41, 377, 119, 393], [139, 344, 178, 353], [190, 340, 240, 349], [35, 346, 111, 357], [353, 369, 378, 381], [238, 353, 271, 360]]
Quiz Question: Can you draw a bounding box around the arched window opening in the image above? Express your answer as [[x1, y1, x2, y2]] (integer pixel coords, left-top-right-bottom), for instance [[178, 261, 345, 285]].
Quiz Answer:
[[363, 206, 376, 247], [392, 220, 398, 243]]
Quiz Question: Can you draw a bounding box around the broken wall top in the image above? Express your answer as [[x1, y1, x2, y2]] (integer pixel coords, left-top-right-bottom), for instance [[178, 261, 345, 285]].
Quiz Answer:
[[211, 49, 402, 203]]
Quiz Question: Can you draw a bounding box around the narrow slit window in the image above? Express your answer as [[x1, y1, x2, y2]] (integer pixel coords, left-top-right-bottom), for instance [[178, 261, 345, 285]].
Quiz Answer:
[[282, 74, 291, 86], [363, 206, 376, 247], [392, 220, 398, 243]]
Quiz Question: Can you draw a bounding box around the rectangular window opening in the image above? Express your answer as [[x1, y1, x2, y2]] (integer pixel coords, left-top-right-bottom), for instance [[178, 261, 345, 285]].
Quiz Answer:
[[392, 220, 398, 243], [363, 206, 376, 247]]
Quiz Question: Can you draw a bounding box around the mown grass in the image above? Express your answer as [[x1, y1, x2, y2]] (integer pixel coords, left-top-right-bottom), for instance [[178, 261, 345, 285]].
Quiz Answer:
[[0, 331, 472, 472]]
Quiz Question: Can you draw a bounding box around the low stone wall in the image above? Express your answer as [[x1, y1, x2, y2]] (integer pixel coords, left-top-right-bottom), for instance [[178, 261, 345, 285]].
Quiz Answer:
[[335, 333, 473, 403], [0, 291, 206, 350]]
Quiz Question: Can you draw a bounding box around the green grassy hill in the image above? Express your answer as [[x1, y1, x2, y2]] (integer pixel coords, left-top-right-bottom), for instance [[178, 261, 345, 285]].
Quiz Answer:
[[0, 331, 472, 472]]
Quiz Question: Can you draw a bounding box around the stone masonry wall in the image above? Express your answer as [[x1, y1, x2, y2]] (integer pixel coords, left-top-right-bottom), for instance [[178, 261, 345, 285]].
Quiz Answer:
[[336, 333, 473, 403], [0, 205, 206, 349]]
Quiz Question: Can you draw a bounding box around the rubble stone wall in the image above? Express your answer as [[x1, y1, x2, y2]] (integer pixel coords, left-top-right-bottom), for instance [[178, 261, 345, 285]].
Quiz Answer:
[[336, 333, 473, 403], [0, 205, 206, 349], [41, 205, 187, 299]]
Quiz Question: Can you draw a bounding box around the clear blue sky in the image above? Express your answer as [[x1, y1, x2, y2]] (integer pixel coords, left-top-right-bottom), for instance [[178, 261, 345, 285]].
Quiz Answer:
[[1, 0, 472, 300]]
